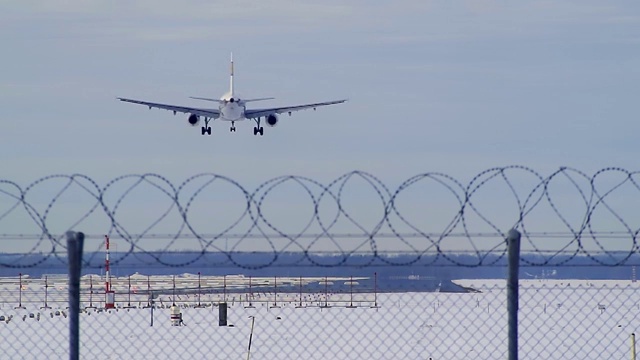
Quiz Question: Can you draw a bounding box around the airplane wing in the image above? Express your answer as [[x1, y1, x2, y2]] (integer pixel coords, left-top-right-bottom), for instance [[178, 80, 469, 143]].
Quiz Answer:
[[118, 98, 221, 118], [244, 99, 347, 119]]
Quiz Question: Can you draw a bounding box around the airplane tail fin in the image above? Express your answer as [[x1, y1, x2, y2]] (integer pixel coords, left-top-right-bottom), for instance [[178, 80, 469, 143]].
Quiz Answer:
[[229, 52, 234, 98]]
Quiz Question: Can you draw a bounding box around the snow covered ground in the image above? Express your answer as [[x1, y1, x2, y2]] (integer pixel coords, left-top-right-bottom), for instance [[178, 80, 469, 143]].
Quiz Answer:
[[0, 278, 638, 359]]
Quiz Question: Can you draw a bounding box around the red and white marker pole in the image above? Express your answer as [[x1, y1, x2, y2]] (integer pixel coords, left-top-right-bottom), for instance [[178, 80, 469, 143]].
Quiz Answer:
[[105, 235, 115, 309]]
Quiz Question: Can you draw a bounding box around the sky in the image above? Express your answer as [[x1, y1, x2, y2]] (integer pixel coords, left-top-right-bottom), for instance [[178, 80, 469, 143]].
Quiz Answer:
[[1, 1, 639, 254]]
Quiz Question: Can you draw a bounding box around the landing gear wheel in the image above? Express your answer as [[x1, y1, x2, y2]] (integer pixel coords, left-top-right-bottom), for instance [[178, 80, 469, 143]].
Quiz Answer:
[[230, 127, 236, 132], [200, 117, 212, 135], [253, 118, 264, 136]]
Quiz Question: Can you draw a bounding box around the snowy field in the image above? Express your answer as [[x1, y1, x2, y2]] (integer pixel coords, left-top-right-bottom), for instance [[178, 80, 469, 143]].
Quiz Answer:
[[0, 278, 639, 359]]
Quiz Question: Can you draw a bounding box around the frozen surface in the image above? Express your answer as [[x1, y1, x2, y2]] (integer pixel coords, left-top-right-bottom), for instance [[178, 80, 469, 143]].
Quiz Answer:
[[0, 279, 639, 359]]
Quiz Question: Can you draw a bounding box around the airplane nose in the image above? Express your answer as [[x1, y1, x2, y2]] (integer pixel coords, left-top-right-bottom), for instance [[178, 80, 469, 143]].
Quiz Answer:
[[229, 98, 235, 103]]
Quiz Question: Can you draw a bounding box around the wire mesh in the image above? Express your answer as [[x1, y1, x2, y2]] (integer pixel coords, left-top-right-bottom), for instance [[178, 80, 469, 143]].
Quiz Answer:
[[0, 274, 638, 359], [1, 168, 639, 358]]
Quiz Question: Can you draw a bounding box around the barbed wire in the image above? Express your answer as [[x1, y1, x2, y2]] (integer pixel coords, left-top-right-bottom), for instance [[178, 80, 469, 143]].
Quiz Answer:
[[0, 166, 638, 268]]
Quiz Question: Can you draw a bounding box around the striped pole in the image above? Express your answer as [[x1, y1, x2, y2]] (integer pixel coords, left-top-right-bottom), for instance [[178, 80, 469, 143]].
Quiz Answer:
[[105, 235, 115, 309], [105, 235, 110, 293]]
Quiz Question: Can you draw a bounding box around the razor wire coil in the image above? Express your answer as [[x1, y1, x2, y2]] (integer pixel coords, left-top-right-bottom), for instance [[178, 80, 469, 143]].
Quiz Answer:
[[0, 166, 638, 268]]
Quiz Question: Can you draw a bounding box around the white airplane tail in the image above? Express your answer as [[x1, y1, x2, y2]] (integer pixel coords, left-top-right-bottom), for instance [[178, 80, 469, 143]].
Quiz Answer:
[[191, 54, 275, 103], [229, 53, 234, 98]]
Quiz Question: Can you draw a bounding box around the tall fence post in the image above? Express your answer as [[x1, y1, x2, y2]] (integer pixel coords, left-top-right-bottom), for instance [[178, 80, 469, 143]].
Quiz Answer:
[[507, 229, 521, 360], [66, 231, 85, 360]]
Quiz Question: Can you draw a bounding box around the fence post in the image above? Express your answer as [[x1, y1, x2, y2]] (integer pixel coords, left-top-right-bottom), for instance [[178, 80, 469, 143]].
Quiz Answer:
[[507, 229, 521, 360], [66, 231, 85, 360]]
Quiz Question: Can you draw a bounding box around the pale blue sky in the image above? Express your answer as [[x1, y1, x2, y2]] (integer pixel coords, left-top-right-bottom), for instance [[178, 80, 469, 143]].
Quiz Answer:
[[1, 1, 639, 254]]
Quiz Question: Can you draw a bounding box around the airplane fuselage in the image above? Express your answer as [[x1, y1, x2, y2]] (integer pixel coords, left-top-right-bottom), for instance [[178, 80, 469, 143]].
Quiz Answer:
[[219, 100, 245, 122]]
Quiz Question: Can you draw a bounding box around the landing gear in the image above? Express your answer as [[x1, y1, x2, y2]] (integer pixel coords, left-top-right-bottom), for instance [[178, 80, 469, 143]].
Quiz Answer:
[[201, 118, 212, 136], [252, 118, 264, 136], [230, 121, 236, 132]]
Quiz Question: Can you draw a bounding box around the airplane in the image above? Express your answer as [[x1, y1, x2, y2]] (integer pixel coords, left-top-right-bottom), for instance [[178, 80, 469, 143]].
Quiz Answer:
[[118, 54, 347, 136]]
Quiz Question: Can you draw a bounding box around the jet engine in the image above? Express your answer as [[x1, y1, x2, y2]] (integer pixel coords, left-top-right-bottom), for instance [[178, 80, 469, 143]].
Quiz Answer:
[[266, 114, 278, 127], [188, 114, 200, 126]]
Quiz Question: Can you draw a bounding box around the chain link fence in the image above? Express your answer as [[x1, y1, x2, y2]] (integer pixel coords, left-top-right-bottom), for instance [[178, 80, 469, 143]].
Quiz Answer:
[[1, 271, 639, 359], [1, 168, 639, 358]]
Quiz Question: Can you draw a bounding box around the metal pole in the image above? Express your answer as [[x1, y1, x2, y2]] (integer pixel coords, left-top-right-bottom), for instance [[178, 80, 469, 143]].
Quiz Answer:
[[632, 333, 637, 360], [324, 276, 328, 307], [373, 272, 378, 308], [67, 231, 85, 360], [507, 229, 521, 360], [17, 273, 22, 308], [273, 276, 277, 307], [198, 272, 201, 307], [43, 276, 49, 309], [246, 316, 256, 360], [347, 275, 357, 309], [147, 275, 151, 307], [89, 276, 93, 308]]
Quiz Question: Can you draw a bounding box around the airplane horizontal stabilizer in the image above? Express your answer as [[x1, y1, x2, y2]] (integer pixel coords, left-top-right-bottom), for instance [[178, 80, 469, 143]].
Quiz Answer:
[[243, 97, 275, 103], [189, 96, 223, 103]]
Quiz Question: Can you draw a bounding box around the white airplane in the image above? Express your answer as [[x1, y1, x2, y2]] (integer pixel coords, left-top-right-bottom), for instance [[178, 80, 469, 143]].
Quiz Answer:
[[118, 55, 347, 136]]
